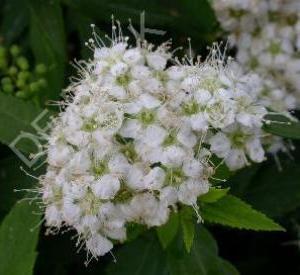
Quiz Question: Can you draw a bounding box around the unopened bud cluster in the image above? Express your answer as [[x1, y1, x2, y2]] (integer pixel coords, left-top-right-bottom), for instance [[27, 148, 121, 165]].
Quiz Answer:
[[0, 44, 47, 100]]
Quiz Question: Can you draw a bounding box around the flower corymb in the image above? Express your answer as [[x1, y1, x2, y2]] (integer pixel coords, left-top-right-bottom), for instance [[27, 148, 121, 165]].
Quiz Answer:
[[39, 22, 292, 260]]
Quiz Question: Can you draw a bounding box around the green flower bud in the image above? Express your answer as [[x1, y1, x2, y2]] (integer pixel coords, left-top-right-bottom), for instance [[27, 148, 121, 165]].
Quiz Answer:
[[2, 84, 14, 94], [10, 45, 21, 57], [16, 78, 26, 88], [18, 71, 31, 81], [29, 82, 40, 93], [1, 77, 12, 85], [16, 56, 29, 70], [37, 78, 47, 88], [35, 64, 47, 74], [8, 66, 18, 76], [15, 90, 29, 99]]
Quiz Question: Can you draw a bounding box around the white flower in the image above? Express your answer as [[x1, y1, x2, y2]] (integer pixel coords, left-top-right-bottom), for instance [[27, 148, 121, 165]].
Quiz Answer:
[[182, 158, 204, 178], [209, 125, 265, 170], [86, 234, 113, 257], [178, 179, 209, 205], [143, 167, 166, 190], [146, 52, 168, 71], [48, 144, 74, 167], [92, 174, 121, 199], [45, 205, 62, 227], [123, 48, 143, 65]]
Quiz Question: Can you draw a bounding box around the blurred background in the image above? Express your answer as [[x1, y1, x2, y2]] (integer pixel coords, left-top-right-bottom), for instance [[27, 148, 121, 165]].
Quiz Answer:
[[0, 0, 300, 274]]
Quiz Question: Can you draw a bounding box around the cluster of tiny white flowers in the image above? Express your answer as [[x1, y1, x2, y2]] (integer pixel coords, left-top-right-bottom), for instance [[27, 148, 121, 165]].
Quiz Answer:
[[213, 0, 300, 108], [39, 22, 291, 260]]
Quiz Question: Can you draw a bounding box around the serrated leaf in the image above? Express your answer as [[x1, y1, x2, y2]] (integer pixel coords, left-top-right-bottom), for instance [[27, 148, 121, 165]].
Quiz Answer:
[[0, 201, 41, 275], [28, 0, 66, 100], [180, 206, 195, 253], [201, 195, 285, 231], [157, 212, 179, 249], [263, 114, 300, 139], [199, 187, 230, 203], [167, 226, 240, 275]]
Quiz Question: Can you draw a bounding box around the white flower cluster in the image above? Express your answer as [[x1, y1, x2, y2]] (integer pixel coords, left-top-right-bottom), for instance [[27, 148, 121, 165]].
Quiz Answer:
[[213, 0, 300, 109], [40, 24, 285, 260]]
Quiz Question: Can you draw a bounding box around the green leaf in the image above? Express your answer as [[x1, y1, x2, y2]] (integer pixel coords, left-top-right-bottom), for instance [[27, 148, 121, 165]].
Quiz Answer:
[[28, 0, 66, 100], [106, 232, 169, 275], [174, 0, 218, 44], [210, 155, 232, 184], [66, 10, 94, 59], [63, 0, 218, 46], [0, 93, 44, 154], [107, 227, 239, 275], [239, 161, 300, 217], [167, 226, 239, 275], [219, 259, 240, 275], [263, 114, 300, 139], [0, 155, 36, 221], [0, 0, 29, 44], [0, 201, 41, 275], [201, 195, 285, 231], [63, 0, 172, 27], [199, 187, 230, 203], [126, 223, 147, 242], [180, 206, 195, 253], [157, 212, 179, 249]]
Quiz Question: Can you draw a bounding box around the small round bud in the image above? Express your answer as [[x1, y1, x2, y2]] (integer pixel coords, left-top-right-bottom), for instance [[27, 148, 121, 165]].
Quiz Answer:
[[8, 66, 18, 76], [29, 82, 40, 93], [16, 78, 26, 88], [35, 63, 47, 74], [16, 56, 29, 70], [2, 83, 14, 93], [10, 45, 21, 57], [18, 71, 31, 81], [37, 78, 47, 88], [16, 90, 29, 99], [1, 77, 12, 85]]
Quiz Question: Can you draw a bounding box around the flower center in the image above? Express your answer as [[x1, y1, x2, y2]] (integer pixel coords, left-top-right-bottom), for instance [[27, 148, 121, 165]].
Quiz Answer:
[[165, 167, 186, 186], [92, 160, 108, 178], [77, 188, 102, 216], [163, 130, 177, 147], [120, 143, 138, 163], [138, 109, 156, 125], [200, 77, 221, 92], [116, 74, 131, 86], [182, 100, 200, 116], [268, 42, 281, 55], [230, 131, 249, 148]]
